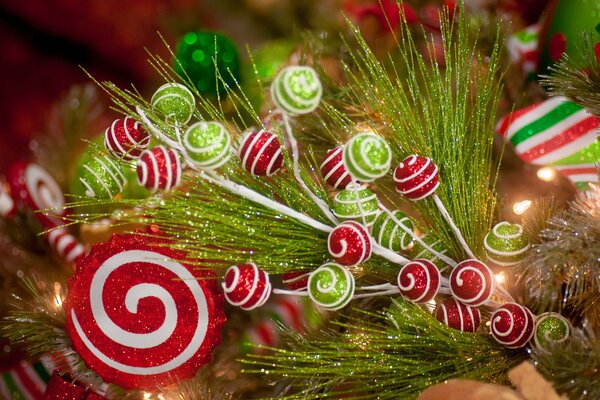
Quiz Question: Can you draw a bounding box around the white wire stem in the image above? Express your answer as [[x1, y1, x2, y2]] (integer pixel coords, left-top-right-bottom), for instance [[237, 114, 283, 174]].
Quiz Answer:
[[136, 107, 183, 151], [360, 283, 397, 291], [494, 285, 515, 304], [432, 194, 476, 259], [273, 289, 310, 296], [353, 289, 400, 299], [281, 113, 338, 225]]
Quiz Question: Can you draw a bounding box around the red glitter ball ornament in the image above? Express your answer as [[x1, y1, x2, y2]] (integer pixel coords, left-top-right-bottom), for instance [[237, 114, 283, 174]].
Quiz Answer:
[[435, 297, 481, 332], [449, 259, 495, 307], [65, 234, 226, 390], [222, 263, 271, 310], [490, 302, 535, 349], [282, 270, 310, 290], [136, 146, 182, 191], [104, 117, 150, 160], [237, 129, 284, 176], [393, 155, 439, 200], [320, 146, 354, 189], [327, 221, 372, 266], [397, 259, 440, 303]]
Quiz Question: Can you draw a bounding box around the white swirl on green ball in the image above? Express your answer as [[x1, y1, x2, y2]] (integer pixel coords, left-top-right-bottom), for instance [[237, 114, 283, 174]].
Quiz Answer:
[[308, 263, 355, 310], [343, 133, 392, 182], [151, 83, 195, 125], [183, 121, 232, 169], [410, 234, 449, 264], [80, 156, 127, 199], [484, 222, 530, 266], [534, 312, 571, 352], [332, 183, 380, 226], [271, 66, 322, 115], [372, 210, 414, 253]]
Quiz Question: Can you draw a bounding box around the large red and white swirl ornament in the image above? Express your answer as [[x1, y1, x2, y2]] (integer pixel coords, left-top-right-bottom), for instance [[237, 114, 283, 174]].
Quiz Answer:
[[65, 234, 226, 389]]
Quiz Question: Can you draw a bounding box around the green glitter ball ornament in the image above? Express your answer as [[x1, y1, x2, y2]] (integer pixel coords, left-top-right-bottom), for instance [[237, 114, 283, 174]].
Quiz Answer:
[[271, 66, 322, 115], [332, 183, 380, 227], [308, 263, 355, 310], [371, 210, 414, 253], [79, 155, 127, 199], [174, 31, 241, 97], [410, 234, 450, 265], [183, 121, 232, 169], [343, 132, 392, 182], [484, 222, 530, 267], [534, 312, 571, 352], [151, 83, 195, 125]]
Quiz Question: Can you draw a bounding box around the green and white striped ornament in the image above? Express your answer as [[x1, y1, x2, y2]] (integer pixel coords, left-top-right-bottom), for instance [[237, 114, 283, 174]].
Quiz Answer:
[[271, 66, 322, 115], [371, 210, 414, 253], [151, 82, 195, 125], [534, 312, 571, 353], [484, 222, 530, 267], [308, 262, 355, 310], [183, 121, 232, 169], [410, 234, 449, 265], [343, 132, 392, 182], [332, 183, 380, 227], [79, 155, 126, 199]]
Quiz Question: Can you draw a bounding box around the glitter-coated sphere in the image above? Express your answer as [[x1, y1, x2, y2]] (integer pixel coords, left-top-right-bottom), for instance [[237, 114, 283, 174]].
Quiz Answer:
[[397, 259, 440, 303], [393, 155, 439, 200], [183, 121, 232, 169], [320, 146, 353, 189], [484, 222, 530, 267], [238, 129, 284, 176], [136, 146, 182, 191], [79, 156, 126, 199], [449, 259, 495, 307], [271, 66, 322, 115], [332, 183, 380, 227], [490, 303, 535, 349], [151, 83, 195, 125], [222, 263, 271, 310], [534, 312, 571, 352], [174, 31, 241, 97], [308, 263, 355, 310], [343, 132, 392, 182], [282, 270, 310, 291], [328, 221, 372, 266], [435, 297, 481, 332], [409, 234, 450, 265], [371, 210, 414, 253], [104, 117, 150, 160]]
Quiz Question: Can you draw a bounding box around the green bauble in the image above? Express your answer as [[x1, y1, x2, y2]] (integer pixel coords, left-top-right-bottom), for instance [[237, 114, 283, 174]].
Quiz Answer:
[[484, 222, 530, 267], [253, 40, 296, 80], [410, 234, 449, 265], [371, 210, 414, 253], [308, 263, 355, 310], [534, 312, 571, 352], [174, 31, 241, 97], [271, 66, 322, 115], [332, 183, 380, 227], [151, 83, 195, 125], [183, 121, 232, 169], [79, 156, 126, 199], [343, 132, 392, 182]]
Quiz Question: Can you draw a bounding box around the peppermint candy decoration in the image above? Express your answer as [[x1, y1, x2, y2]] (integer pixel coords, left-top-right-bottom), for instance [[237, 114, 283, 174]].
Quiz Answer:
[[238, 129, 284, 176], [397, 259, 440, 303], [534, 312, 571, 352], [490, 303, 535, 349], [343, 133, 392, 182], [393, 155, 439, 200], [320, 146, 353, 189], [183, 121, 232, 170], [449, 259, 495, 307], [222, 263, 271, 310], [47, 228, 84, 264], [136, 146, 182, 191], [271, 66, 322, 115], [484, 222, 530, 267], [371, 210, 414, 253], [151, 83, 195, 125], [327, 221, 372, 266], [282, 270, 310, 291], [65, 234, 226, 389], [332, 183, 380, 227], [308, 263, 355, 310], [104, 117, 150, 160], [435, 298, 481, 333]]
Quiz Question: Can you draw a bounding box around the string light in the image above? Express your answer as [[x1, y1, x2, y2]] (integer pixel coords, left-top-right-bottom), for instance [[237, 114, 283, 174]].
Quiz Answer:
[[513, 200, 532, 215], [495, 272, 506, 286], [537, 167, 557, 182]]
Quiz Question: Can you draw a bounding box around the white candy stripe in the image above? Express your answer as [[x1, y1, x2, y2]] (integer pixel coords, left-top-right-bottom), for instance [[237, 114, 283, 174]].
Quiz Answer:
[[222, 266, 240, 294], [173, 150, 182, 188], [108, 119, 128, 155], [251, 133, 276, 175], [400, 165, 438, 196], [65, 243, 84, 263], [137, 157, 149, 187], [320, 146, 343, 170], [441, 303, 449, 326], [25, 164, 64, 215], [503, 96, 567, 141], [148, 149, 160, 191], [394, 156, 430, 183], [162, 147, 174, 190], [82, 163, 112, 198], [0, 186, 14, 217], [21, 363, 46, 393], [451, 264, 495, 306], [566, 173, 598, 183], [8, 371, 35, 400], [533, 132, 599, 165], [266, 147, 283, 176], [240, 131, 264, 171], [465, 304, 475, 332], [484, 240, 530, 258], [95, 157, 124, 192]]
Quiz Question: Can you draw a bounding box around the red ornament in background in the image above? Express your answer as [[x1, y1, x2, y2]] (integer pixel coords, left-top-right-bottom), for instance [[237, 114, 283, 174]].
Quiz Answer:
[[65, 234, 226, 389], [397, 259, 440, 304], [104, 117, 150, 160], [238, 130, 284, 176], [320, 146, 354, 189], [344, 0, 418, 32], [394, 155, 440, 201], [47, 228, 85, 264], [435, 297, 481, 333], [282, 271, 310, 291], [548, 32, 567, 62], [490, 303, 535, 349], [222, 263, 272, 310], [449, 259, 495, 307], [42, 371, 107, 400], [327, 221, 372, 266], [136, 146, 182, 191]]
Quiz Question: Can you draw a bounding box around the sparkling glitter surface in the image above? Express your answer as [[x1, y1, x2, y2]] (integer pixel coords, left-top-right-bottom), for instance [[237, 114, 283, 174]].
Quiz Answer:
[[223, 263, 271, 310], [328, 221, 371, 266], [435, 297, 480, 332], [449, 260, 495, 307], [397, 259, 440, 303], [151, 83, 195, 125], [394, 155, 439, 200], [238, 130, 284, 176], [490, 303, 535, 349], [308, 263, 354, 310], [534, 312, 570, 351], [343, 133, 392, 182], [43, 372, 89, 400]]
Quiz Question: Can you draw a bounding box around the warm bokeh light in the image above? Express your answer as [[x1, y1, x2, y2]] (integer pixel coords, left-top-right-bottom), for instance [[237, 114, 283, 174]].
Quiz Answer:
[[513, 200, 532, 215], [495, 272, 506, 286], [537, 167, 557, 182]]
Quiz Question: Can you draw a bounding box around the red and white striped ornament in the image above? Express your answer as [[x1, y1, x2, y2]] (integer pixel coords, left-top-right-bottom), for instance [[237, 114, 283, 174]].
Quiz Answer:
[[490, 303, 535, 349], [246, 320, 279, 352], [46, 228, 84, 264], [397, 259, 440, 304], [282, 271, 310, 290], [435, 297, 481, 333], [104, 117, 150, 160], [327, 221, 372, 266], [320, 146, 353, 189], [238, 129, 284, 176], [449, 259, 495, 307], [222, 263, 271, 310], [136, 146, 182, 191], [393, 155, 439, 200]]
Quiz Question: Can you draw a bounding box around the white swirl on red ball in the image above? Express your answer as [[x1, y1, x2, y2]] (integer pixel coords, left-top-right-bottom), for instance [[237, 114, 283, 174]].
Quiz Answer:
[[435, 297, 481, 332], [449, 259, 495, 307], [327, 221, 372, 266], [104, 117, 150, 160], [490, 303, 535, 349], [47, 228, 84, 263], [393, 155, 439, 200], [222, 263, 271, 310], [136, 146, 182, 191], [397, 259, 440, 303], [237, 129, 284, 176], [320, 146, 353, 189]]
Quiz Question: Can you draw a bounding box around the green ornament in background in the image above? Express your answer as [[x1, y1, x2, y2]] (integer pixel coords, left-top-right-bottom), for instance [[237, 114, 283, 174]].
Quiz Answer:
[[410, 234, 450, 266], [534, 312, 571, 352], [343, 132, 392, 182], [174, 31, 241, 97], [332, 183, 380, 227], [79, 155, 127, 199], [151, 83, 195, 126], [371, 210, 414, 254], [484, 222, 530, 267]]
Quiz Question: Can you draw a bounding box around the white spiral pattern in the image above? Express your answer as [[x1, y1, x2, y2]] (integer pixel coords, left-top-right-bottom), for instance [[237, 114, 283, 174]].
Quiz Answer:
[[343, 133, 392, 181], [271, 66, 322, 115], [308, 263, 355, 310], [397, 259, 440, 303], [449, 260, 495, 307], [484, 222, 530, 266], [490, 303, 535, 349], [151, 83, 195, 124], [533, 312, 570, 351], [222, 263, 271, 310], [24, 164, 64, 226], [327, 221, 371, 266], [183, 122, 232, 169]]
